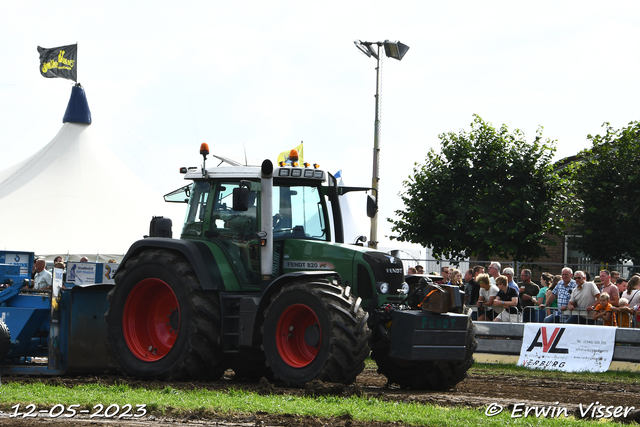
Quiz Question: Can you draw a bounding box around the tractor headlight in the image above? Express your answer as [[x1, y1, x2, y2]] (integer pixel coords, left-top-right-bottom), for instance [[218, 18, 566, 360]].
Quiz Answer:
[[379, 282, 389, 294], [400, 283, 410, 295]]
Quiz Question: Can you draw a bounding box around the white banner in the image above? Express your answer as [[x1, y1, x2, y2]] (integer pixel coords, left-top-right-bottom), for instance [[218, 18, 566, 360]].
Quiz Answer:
[[52, 267, 64, 297], [517, 324, 616, 372], [101, 263, 119, 284], [66, 262, 96, 285]]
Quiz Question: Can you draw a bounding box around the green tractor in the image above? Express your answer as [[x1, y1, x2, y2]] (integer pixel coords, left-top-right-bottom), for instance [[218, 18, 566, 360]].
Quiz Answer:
[[106, 145, 475, 390]]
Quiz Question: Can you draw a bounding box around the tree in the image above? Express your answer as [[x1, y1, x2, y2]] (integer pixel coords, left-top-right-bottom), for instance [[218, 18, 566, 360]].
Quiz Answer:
[[390, 115, 564, 262], [569, 121, 640, 264]]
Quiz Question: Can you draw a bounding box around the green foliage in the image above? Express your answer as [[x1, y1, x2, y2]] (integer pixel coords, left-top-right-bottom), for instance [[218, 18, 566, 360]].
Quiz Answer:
[[390, 115, 564, 261], [569, 121, 640, 264]]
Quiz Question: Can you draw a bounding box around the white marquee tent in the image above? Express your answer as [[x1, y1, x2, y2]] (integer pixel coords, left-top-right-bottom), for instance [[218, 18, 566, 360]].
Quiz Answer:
[[0, 86, 183, 259]]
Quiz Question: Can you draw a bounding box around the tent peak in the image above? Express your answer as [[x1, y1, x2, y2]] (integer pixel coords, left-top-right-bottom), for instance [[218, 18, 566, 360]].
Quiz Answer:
[[63, 84, 92, 124]]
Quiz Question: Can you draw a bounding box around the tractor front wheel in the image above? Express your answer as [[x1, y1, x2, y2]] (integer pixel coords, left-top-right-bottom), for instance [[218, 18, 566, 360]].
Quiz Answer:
[[262, 280, 370, 387], [106, 249, 227, 380]]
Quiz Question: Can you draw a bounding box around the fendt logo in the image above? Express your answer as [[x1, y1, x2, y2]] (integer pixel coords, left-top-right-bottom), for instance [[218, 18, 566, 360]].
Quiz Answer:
[[525, 327, 569, 354]]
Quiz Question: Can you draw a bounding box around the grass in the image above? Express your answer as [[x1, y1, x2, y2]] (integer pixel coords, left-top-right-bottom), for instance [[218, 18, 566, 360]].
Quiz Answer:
[[0, 364, 637, 426], [471, 362, 640, 383]]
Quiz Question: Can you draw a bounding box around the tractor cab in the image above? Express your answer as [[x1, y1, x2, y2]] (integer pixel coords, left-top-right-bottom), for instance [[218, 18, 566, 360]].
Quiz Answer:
[[165, 155, 337, 290]]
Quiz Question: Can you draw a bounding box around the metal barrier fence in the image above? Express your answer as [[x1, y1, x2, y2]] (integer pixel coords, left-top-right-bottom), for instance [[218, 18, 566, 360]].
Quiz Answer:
[[469, 305, 638, 328], [397, 257, 640, 282]]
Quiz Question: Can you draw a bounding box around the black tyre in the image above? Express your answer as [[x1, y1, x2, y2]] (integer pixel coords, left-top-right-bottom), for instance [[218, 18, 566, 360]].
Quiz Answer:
[[262, 280, 371, 387], [372, 319, 476, 390], [106, 249, 228, 380], [0, 319, 10, 363]]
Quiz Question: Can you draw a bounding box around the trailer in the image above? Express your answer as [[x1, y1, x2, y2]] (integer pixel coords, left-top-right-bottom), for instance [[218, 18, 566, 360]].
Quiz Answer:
[[0, 251, 117, 375]]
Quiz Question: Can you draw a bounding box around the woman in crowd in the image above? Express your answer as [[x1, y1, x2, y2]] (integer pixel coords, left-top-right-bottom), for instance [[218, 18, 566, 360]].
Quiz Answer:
[[618, 275, 640, 327], [448, 268, 463, 289], [535, 272, 554, 322], [493, 275, 520, 322], [543, 274, 561, 319], [621, 276, 640, 307]]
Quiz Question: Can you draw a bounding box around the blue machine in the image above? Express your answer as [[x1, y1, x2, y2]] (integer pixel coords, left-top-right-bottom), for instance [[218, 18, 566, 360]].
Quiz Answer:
[[0, 251, 118, 375]]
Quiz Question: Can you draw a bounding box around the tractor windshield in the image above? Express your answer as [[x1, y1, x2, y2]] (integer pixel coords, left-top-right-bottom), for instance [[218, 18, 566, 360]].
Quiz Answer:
[[164, 184, 192, 203], [272, 184, 327, 241], [181, 181, 209, 237]]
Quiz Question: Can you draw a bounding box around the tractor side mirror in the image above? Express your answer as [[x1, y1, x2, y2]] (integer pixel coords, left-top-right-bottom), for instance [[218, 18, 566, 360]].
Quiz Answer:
[[233, 187, 249, 212], [366, 194, 377, 218]]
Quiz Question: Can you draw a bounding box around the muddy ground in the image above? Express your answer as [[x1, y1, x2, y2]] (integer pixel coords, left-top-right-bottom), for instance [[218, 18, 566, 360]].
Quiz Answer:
[[1, 364, 640, 426]]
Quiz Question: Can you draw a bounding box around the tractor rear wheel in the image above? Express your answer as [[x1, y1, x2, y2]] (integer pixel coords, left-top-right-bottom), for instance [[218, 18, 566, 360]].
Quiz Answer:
[[262, 280, 370, 387], [372, 320, 476, 390], [106, 249, 227, 380], [0, 319, 10, 363]]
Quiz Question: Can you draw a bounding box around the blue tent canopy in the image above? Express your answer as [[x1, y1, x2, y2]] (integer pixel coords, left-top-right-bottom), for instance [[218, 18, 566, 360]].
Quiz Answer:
[[63, 85, 92, 124]]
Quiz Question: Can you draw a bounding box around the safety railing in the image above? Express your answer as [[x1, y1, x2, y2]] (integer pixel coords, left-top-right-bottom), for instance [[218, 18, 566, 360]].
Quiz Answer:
[[468, 305, 523, 322], [616, 311, 636, 328], [537, 306, 594, 324], [469, 305, 638, 328]]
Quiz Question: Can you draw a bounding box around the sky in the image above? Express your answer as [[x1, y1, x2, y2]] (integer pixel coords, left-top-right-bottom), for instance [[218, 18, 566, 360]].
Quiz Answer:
[[1, 1, 640, 251]]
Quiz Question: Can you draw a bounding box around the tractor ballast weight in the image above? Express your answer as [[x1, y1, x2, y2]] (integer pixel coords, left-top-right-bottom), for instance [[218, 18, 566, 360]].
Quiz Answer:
[[420, 280, 464, 314], [108, 152, 476, 390]]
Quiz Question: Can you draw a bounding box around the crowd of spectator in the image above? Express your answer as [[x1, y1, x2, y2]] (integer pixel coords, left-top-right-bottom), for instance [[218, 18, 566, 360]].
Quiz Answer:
[[18, 255, 108, 292], [416, 263, 640, 327]]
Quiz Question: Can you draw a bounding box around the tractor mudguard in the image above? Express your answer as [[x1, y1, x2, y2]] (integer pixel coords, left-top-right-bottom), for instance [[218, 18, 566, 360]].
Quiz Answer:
[[117, 238, 224, 291], [258, 271, 341, 312]]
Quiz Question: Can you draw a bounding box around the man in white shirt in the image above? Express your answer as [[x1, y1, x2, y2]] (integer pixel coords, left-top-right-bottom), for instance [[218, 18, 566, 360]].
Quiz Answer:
[[32, 258, 52, 290], [566, 270, 599, 324], [487, 261, 501, 286]]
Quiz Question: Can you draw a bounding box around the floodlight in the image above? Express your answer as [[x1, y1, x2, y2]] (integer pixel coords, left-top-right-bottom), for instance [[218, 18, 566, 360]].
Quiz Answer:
[[354, 40, 371, 57], [383, 40, 410, 61], [354, 40, 379, 59]]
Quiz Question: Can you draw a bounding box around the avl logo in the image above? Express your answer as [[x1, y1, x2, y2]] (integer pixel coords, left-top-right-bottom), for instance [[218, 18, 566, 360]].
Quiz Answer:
[[526, 327, 569, 353]]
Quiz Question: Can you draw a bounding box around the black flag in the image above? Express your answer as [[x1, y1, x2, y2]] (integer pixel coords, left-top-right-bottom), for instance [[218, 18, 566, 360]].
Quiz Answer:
[[37, 44, 77, 82]]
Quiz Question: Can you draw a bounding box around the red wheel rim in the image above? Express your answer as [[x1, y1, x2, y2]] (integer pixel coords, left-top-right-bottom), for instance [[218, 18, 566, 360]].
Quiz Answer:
[[276, 304, 321, 368], [122, 278, 179, 361]]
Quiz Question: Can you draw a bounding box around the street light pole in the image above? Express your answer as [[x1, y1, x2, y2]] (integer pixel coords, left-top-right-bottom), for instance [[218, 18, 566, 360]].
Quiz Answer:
[[354, 40, 409, 250], [371, 43, 381, 250]]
